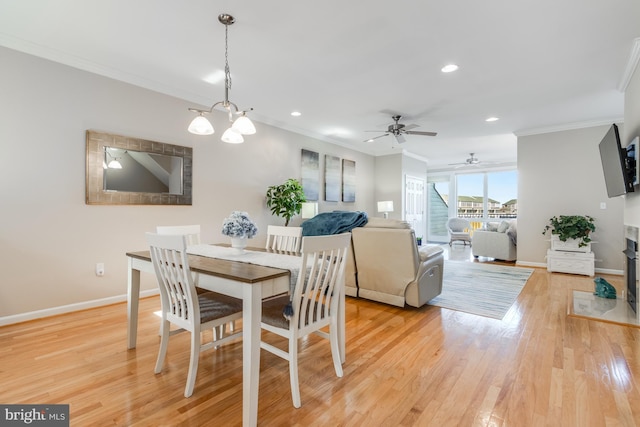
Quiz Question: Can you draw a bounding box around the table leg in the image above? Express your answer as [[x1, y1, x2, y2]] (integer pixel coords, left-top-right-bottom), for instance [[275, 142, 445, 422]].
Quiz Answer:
[[127, 258, 141, 349], [243, 284, 262, 427]]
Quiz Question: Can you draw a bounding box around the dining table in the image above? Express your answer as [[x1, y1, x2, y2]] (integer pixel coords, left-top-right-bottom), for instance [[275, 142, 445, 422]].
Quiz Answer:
[[125, 244, 346, 427]]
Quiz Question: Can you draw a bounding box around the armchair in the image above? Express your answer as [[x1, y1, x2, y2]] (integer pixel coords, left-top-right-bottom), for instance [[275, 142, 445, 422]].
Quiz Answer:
[[350, 218, 444, 308], [447, 217, 471, 246]]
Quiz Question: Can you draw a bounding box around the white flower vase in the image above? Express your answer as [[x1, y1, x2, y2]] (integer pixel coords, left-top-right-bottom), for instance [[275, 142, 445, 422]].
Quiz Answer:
[[230, 236, 248, 254]]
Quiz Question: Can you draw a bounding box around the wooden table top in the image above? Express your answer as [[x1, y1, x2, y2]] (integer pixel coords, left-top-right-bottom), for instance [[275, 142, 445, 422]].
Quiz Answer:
[[126, 247, 291, 284]]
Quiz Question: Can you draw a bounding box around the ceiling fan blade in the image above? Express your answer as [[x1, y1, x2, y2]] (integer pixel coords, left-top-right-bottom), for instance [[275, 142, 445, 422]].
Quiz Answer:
[[405, 130, 438, 137], [394, 134, 406, 144], [403, 124, 419, 131], [363, 133, 389, 142]]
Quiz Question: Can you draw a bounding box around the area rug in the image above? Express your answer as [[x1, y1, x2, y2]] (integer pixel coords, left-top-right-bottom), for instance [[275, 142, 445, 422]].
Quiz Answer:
[[428, 261, 534, 319]]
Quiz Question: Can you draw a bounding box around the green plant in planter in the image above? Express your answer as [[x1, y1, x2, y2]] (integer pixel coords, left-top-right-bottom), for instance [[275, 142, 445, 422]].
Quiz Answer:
[[541, 215, 596, 247], [266, 178, 306, 226]]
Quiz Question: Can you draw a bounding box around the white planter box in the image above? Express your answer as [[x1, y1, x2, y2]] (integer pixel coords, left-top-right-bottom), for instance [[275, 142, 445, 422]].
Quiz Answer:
[[547, 249, 594, 276], [550, 235, 591, 253]]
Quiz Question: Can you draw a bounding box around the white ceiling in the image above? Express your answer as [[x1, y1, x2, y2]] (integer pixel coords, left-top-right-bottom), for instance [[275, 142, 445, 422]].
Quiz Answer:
[[1, 0, 638, 168]]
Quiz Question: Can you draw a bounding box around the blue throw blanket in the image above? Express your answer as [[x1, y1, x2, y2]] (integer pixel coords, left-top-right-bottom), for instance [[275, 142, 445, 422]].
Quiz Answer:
[[301, 211, 368, 236]]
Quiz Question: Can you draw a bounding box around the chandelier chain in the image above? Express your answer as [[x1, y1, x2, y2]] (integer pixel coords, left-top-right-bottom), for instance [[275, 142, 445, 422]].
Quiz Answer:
[[224, 23, 231, 91]]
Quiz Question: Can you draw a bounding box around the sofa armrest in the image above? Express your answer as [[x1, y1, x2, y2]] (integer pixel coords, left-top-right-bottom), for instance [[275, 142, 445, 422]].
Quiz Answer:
[[419, 244, 444, 262]]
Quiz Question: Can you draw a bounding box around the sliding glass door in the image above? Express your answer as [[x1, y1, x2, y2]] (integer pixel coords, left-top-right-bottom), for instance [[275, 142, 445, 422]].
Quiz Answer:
[[427, 169, 517, 242]]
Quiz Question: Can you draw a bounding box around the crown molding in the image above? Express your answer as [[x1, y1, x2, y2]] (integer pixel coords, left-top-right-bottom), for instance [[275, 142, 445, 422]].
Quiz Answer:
[[514, 117, 624, 137], [618, 37, 640, 92]]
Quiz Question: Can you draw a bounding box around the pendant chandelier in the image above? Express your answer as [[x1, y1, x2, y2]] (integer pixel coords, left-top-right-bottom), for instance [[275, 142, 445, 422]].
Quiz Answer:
[[187, 14, 256, 143]]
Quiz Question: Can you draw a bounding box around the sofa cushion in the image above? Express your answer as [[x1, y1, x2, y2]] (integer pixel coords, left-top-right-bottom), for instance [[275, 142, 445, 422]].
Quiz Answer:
[[497, 220, 510, 233], [485, 222, 500, 232], [364, 217, 411, 229]]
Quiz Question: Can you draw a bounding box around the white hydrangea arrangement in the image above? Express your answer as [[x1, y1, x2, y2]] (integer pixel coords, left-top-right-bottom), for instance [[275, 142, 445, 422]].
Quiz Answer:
[[221, 211, 258, 238]]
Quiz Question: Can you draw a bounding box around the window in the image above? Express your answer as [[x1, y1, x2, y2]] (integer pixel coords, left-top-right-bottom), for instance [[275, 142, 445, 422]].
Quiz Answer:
[[456, 170, 517, 221]]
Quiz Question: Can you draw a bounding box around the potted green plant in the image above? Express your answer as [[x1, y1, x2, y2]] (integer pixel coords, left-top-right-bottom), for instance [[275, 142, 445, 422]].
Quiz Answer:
[[542, 215, 596, 251], [266, 178, 306, 226]]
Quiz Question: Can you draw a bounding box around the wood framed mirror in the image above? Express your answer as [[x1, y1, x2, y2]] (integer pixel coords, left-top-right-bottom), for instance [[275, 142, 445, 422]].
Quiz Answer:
[[85, 130, 192, 205]]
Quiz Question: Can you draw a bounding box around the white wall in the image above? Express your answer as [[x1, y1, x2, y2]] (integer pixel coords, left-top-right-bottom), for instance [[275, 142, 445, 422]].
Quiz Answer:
[[517, 125, 625, 272], [623, 58, 640, 227], [373, 152, 427, 221], [374, 154, 402, 219], [0, 47, 375, 320]]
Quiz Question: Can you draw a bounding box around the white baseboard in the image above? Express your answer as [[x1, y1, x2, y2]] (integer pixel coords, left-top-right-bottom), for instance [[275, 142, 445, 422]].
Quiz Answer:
[[515, 260, 623, 276], [0, 289, 159, 327], [594, 268, 624, 276], [516, 260, 546, 269]]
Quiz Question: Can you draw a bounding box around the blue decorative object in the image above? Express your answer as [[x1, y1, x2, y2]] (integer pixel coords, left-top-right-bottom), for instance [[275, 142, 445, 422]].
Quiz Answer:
[[221, 211, 258, 238], [301, 211, 368, 236], [282, 301, 294, 320], [593, 277, 616, 299]]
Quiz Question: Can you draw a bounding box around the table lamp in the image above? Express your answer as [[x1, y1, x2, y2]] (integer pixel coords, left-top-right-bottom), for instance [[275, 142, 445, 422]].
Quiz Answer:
[[301, 202, 318, 219], [377, 201, 394, 219]]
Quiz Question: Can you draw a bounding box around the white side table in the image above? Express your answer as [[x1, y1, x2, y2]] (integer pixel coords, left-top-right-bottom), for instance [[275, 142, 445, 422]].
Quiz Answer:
[[547, 249, 595, 276]]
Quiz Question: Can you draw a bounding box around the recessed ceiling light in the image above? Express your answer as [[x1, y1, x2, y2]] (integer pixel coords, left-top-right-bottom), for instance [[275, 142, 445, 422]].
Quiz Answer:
[[291, 111, 301, 117], [441, 64, 459, 73], [485, 117, 499, 122]]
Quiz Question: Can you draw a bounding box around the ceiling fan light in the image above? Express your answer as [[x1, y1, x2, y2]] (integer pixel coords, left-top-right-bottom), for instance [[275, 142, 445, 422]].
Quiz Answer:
[[188, 115, 214, 135], [221, 127, 244, 143], [232, 115, 256, 135]]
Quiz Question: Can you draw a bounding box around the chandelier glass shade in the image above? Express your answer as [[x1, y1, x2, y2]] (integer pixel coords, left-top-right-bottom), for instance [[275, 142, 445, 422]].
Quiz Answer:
[[221, 127, 244, 143], [188, 113, 215, 135], [187, 14, 255, 143]]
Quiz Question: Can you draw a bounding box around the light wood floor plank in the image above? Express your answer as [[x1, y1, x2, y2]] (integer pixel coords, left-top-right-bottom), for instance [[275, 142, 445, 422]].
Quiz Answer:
[[1, 263, 639, 426]]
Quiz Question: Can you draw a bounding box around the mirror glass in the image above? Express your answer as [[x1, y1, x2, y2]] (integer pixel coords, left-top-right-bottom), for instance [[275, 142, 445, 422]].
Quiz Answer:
[[103, 148, 184, 194], [86, 130, 192, 205]]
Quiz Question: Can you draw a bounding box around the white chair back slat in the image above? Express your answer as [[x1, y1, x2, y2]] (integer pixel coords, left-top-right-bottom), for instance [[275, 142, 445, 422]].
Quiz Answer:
[[266, 225, 303, 253], [293, 233, 350, 331], [147, 233, 199, 327]]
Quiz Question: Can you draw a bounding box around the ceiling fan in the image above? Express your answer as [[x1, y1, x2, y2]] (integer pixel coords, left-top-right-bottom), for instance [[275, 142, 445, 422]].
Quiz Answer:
[[449, 153, 482, 168], [364, 115, 437, 144]]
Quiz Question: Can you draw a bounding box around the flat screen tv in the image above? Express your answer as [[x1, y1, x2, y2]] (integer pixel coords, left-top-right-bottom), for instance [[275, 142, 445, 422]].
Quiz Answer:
[[599, 124, 635, 198]]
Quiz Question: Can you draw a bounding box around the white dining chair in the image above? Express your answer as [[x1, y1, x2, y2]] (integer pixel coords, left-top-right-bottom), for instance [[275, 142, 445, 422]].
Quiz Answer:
[[265, 225, 303, 253], [146, 232, 243, 398], [155, 224, 236, 339], [156, 224, 201, 246], [260, 232, 351, 408]]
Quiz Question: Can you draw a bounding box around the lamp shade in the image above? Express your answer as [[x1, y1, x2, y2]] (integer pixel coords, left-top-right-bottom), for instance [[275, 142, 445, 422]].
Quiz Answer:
[[221, 127, 244, 143], [301, 202, 318, 219], [188, 115, 214, 135], [232, 115, 256, 135], [377, 201, 394, 213]]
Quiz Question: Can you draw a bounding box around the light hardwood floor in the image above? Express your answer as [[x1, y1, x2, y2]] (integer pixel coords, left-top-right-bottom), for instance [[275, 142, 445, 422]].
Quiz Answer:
[[2, 247, 639, 426]]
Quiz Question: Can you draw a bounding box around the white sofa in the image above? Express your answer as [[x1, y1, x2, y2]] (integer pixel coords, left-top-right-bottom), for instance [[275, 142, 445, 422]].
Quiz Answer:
[[345, 218, 444, 308], [471, 220, 517, 261]]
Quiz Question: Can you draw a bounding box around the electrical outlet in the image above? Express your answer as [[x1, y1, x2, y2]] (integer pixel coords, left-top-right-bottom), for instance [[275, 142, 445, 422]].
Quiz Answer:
[[600, 202, 607, 209], [96, 263, 105, 276]]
